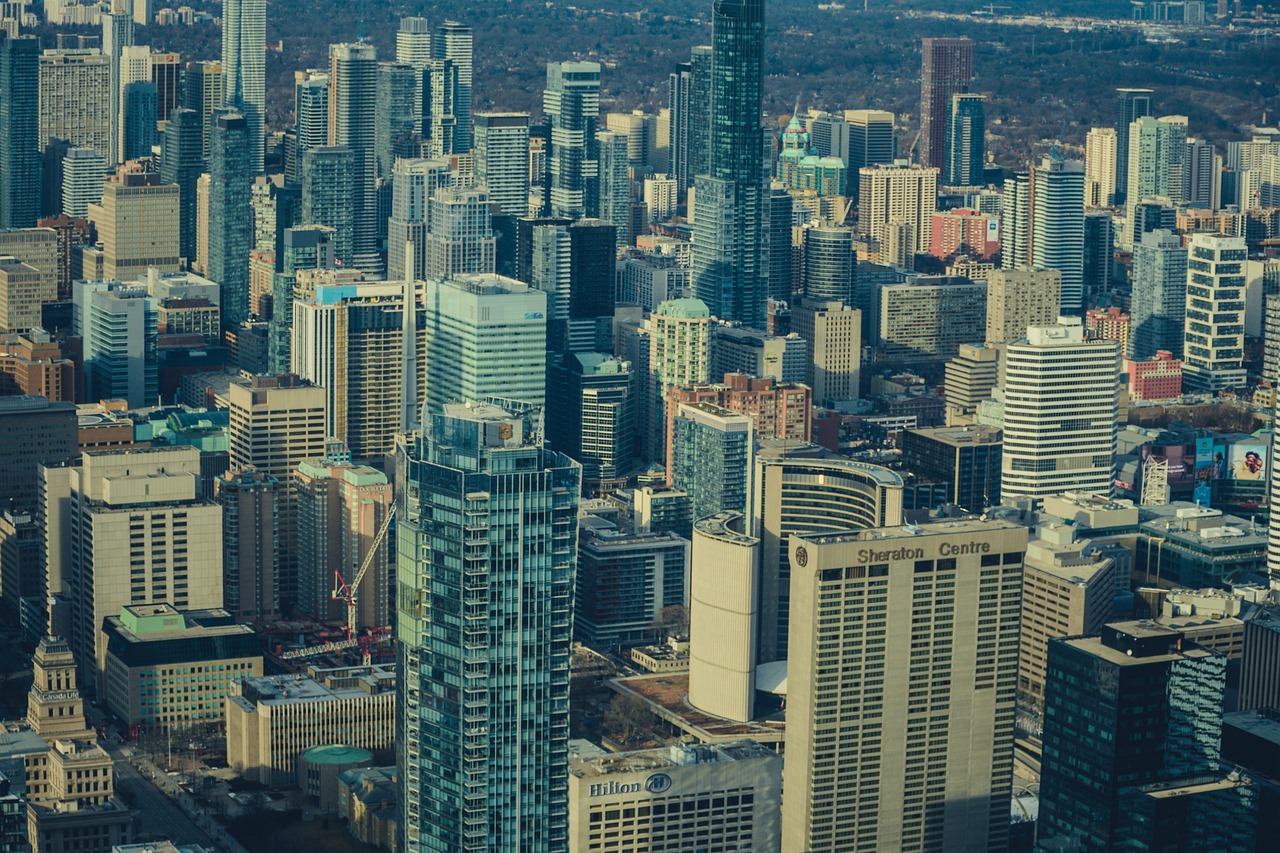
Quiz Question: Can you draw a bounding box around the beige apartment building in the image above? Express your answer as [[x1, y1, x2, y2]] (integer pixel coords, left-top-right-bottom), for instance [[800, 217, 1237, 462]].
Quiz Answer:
[[985, 268, 1062, 345]]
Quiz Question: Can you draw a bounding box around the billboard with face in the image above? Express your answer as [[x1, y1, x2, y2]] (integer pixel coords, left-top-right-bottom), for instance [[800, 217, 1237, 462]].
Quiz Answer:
[[1228, 444, 1267, 481]]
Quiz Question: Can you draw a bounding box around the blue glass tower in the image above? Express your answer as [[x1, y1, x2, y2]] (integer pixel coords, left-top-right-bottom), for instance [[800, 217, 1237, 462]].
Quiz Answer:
[[692, 0, 767, 329], [209, 110, 253, 327], [0, 34, 40, 228], [122, 81, 159, 161], [160, 107, 206, 265], [397, 402, 580, 853], [944, 93, 985, 186]]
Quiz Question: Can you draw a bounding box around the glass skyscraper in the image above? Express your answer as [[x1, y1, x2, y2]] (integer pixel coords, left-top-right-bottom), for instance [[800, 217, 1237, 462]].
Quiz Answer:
[[692, 0, 767, 329], [208, 110, 252, 327], [159, 107, 206, 264], [0, 34, 40, 229], [944, 93, 985, 187], [221, 0, 266, 171], [397, 402, 580, 852]]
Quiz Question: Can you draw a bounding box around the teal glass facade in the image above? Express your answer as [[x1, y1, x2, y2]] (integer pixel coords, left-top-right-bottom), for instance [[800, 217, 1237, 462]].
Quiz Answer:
[[209, 111, 253, 327]]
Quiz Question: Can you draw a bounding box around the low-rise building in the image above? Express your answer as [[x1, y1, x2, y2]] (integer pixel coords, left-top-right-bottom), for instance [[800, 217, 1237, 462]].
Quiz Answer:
[[97, 604, 262, 729], [337, 766, 398, 851], [1135, 503, 1269, 590], [226, 664, 396, 787], [629, 637, 690, 673], [1126, 350, 1182, 402], [568, 740, 782, 853]]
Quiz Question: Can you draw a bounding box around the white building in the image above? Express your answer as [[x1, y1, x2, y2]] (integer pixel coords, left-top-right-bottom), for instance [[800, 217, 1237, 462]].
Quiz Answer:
[[473, 112, 531, 217], [857, 160, 938, 256], [1085, 126, 1117, 207], [1182, 232, 1248, 392]]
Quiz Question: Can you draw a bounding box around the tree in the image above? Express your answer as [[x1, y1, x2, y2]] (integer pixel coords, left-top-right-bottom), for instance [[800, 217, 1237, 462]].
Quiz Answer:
[[654, 604, 689, 639], [603, 693, 650, 745]]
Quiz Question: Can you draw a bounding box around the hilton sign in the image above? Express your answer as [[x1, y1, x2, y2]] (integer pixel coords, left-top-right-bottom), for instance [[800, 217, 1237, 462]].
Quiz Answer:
[[589, 772, 673, 798]]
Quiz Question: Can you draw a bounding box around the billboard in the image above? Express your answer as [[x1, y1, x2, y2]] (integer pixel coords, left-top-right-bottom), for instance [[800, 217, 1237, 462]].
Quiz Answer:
[[1194, 437, 1223, 482], [1227, 444, 1267, 481]]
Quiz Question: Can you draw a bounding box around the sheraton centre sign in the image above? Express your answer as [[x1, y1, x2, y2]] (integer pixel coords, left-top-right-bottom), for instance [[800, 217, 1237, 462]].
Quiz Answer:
[[852, 540, 993, 564]]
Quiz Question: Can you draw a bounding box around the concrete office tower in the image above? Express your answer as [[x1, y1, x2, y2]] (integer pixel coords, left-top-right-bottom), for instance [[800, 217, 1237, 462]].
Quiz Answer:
[[644, 174, 678, 222], [546, 352, 633, 490], [754, 450, 905, 666], [431, 20, 472, 151], [781, 518, 1027, 852], [474, 113, 531, 216], [858, 161, 939, 258], [1182, 232, 1247, 392], [183, 60, 223, 159], [72, 279, 157, 406], [291, 281, 426, 460], [0, 257, 51, 335], [208, 111, 253, 326], [58, 147, 103, 217], [159, 108, 204, 263], [288, 70, 329, 185], [85, 165, 180, 280], [387, 156, 454, 283], [46, 446, 222, 680], [214, 467, 280, 621], [227, 375, 328, 611], [1000, 317, 1119, 504], [396, 17, 431, 129], [422, 274, 548, 414], [1032, 158, 1086, 312], [423, 187, 496, 282], [596, 130, 632, 248], [985, 268, 1062, 345], [1114, 87, 1154, 204], [100, 10, 133, 166], [1124, 115, 1188, 247], [195, 172, 210, 274], [221, 0, 265, 171], [845, 109, 896, 203], [121, 80, 157, 161], [919, 37, 973, 170], [1017, 523, 1117, 708], [945, 344, 1000, 422], [901, 424, 1002, 509], [1000, 170, 1031, 270], [944, 93, 985, 187], [644, 298, 713, 464], [397, 403, 580, 853], [296, 454, 392, 628], [301, 146, 356, 266], [1086, 126, 1118, 207], [670, 402, 755, 521], [1183, 137, 1219, 210], [789, 298, 860, 407], [688, 511, 761, 723], [0, 226, 58, 303], [1037, 624, 1234, 850], [1130, 229, 1187, 359], [1, 35, 39, 230], [617, 252, 688, 312], [376, 61, 418, 179], [802, 224, 854, 304], [545, 60, 602, 219], [37, 50, 111, 161], [691, 0, 766, 329], [328, 42, 380, 273]]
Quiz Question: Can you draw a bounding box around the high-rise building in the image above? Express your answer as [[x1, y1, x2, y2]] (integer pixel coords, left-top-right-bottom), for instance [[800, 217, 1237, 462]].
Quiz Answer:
[[431, 20, 472, 152], [295, 452, 392, 628], [544, 60, 602, 220], [858, 161, 938, 258], [158, 108, 203, 264], [802, 223, 855, 304], [691, 0, 767, 329], [546, 352, 633, 490], [208, 111, 253, 326], [944, 92, 985, 187], [0, 34, 40, 229], [1114, 87, 1154, 205], [0, 258, 50, 335], [1085, 126, 1118, 207], [767, 186, 793, 300], [269, 225, 335, 373], [845, 109, 896, 203], [121, 80, 157, 161], [422, 55, 462, 158], [84, 165, 180, 282], [667, 49, 712, 197], [288, 70, 329, 185], [423, 187, 496, 282], [1083, 208, 1113, 304], [73, 278, 158, 406], [1031, 157, 1086, 312], [101, 10, 134, 166], [789, 297, 861, 406], [944, 343, 1000, 422], [1000, 317, 1119, 503], [301, 145, 356, 266], [596, 129, 632, 248], [397, 402, 580, 852], [999, 170, 1031, 270], [329, 42, 380, 272], [1182, 232, 1247, 392], [670, 402, 755, 521], [900, 424, 1002, 511], [37, 49, 112, 162], [919, 37, 973, 170], [875, 276, 987, 363], [150, 51, 182, 122], [182, 60, 223, 160], [1184, 136, 1219, 210], [1124, 114, 1188, 247], [395, 17, 431, 133], [387, 156, 454, 283], [781, 518, 1026, 852], [0, 227, 58, 309], [422, 274, 548, 414], [644, 298, 713, 463], [1130, 228, 1187, 359], [376, 61, 419, 179], [474, 112, 530, 217], [214, 467, 279, 621], [984, 268, 1061, 345], [227, 374, 328, 611], [221, 0, 266, 171]]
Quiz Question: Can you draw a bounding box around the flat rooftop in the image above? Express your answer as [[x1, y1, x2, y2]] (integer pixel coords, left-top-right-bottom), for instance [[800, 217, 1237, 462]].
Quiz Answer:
[[236, 664, 396, 707], [570, 739, 777, 779], [1059, 632, 1216, 668], [803, 516, 1022, 546], [610, 674, 785, 745]]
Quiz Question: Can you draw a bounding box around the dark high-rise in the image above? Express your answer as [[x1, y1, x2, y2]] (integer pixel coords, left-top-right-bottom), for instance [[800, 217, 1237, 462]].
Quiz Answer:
[[209, 111, 253, 327], [692, 0, 767, 328], [0, 34, 40, 228], [1114, 87, 1154, 205], [919, 37, 973, 170], [667, 44, 712, 196], [160, 107, 206, 265]]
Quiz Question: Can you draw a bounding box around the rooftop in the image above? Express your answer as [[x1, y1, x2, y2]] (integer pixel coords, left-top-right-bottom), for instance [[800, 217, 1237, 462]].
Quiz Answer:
[[570, 740, 777, 779], [300, 744, 374, 765], [235, 664, 396, 707], [803, 516, 1021, 546]]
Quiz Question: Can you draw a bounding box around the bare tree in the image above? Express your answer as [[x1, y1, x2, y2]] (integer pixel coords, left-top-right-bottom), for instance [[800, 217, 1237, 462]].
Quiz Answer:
[[603, 693, 651, 745], [654, 604, 689, 639]]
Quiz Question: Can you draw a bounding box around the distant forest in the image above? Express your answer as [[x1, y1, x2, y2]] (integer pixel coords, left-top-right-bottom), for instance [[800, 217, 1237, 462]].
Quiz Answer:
[[33, 0, 1280, 165]]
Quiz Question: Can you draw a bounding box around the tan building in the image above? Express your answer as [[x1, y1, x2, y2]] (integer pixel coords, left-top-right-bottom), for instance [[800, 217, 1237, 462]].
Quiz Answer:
[[1085, 127, 1118, 208], [858, 161, 938, 256], [0, 227, 59, 305], [782, 519, 1027, 853], [96, 604, 263, 727], [88, 166, 181, 281], [789, 297, 860, 406], [568, 741, 782, 853], [944, 343, 1000, 424], [43, 446, 224, 684], [0, 332, 75, 401], [1018, 523, 1118, 707], [193, 173, 210, 275], [227, 375, 328, 611], [0, 258, 53, 334], [984, 268, 1062, 345], [37, 50, 112, 158], [157, 297, 220, 342], [225, 664, 397, 787], [214, 467, 280, 621]]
